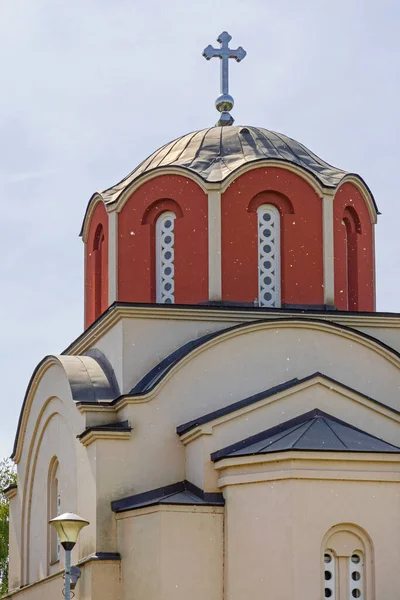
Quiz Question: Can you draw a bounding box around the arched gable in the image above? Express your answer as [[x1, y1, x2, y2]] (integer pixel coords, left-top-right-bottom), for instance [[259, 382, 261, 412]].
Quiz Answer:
[[117, 174, 208, 304], [12, 354, 119, 463], [125, 319, 400, 421], [221, 166, 324, 305], [334, 182, 375, 311]]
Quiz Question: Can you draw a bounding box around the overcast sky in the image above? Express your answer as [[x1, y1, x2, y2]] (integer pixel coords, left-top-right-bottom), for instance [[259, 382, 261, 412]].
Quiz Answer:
[[0, 0, 399, 459]]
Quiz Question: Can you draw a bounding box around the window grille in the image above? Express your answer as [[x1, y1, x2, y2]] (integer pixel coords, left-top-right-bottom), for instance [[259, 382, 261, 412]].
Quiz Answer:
[[349, 553, 363, 599], [156, 212, 176, 303], [324, 551, 336, 599], [257, 205, 280, 307]]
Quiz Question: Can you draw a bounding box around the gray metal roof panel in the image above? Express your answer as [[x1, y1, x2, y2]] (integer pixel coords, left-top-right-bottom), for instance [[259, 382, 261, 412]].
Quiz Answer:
[[111, 480, 225, 513], [98, 126, 370, 206], [211, 409, 400, 461]]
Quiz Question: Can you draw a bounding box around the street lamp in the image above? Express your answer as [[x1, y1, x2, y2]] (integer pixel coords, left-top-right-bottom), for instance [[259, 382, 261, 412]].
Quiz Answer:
[[49, 512, 89, 600]]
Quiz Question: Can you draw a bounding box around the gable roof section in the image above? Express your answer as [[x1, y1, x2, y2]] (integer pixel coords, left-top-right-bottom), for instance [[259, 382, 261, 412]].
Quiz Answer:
[[177, 372, 400, 437], [129, 317, 400, 396], [211, 409, 400, 462], [111, 480, 225, 513]]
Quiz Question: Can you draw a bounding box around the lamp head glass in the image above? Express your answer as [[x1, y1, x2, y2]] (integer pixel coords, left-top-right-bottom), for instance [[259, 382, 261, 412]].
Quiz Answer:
[[49, 512, 89, 551]]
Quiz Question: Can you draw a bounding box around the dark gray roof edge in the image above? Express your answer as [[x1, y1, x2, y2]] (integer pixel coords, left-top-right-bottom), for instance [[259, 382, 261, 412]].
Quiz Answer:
[[79, 124, 379, 236], [177, 377, 300, 435], [128, 316, 400, 397], [77, 552, 121, 567], [13, 310, 400, 460], [77, 420, 131, 440], [2, 483, 17, 495], [211, 408, 400, 462], [111, 480, 224, 513], [108, 167, 377, 213], [177, 372, 400, 436]]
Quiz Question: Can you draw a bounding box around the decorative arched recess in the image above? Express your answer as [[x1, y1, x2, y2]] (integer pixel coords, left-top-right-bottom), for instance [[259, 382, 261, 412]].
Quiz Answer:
[[221, 166, 324, 305], [334, 182, 375, 312], [141, 199, 183, 303], [12, 354, 119, 463], [117, 174, 208, 304], [47, 456, 60, 569], [85, 200, 109, 327], [322, 523, 374, 599], [249, 192, 294, 307], [21, 402, 76, 585]]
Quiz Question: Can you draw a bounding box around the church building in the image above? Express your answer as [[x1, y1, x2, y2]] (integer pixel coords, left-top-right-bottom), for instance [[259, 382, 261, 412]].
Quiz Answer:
[[4, 32, 400, 600]]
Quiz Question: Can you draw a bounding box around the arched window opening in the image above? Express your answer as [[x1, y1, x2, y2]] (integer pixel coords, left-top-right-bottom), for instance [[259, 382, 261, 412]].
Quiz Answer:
[[322, 525, 372, 600], [156, 211, 176, 304], [93, 224, 105, 319], [48, 459, 60, 565], [257, 205, 281, 307], [342, 207, 361, 311]]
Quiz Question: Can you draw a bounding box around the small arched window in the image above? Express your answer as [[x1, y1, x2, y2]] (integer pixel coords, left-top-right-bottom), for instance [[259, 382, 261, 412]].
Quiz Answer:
[[93, 224, 105, 318], [323, 525, 371, 599], [156, 211, 176, 303], [257, 205, 281, 307], [48, 459, 61, 565]]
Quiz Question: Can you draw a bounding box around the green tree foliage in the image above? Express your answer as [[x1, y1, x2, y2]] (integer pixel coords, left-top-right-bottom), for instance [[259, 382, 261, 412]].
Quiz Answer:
[[0, 458, 16, 596]]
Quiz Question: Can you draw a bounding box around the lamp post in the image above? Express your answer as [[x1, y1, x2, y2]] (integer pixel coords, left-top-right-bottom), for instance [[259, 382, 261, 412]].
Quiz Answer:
[[49, 512, 89, 600]]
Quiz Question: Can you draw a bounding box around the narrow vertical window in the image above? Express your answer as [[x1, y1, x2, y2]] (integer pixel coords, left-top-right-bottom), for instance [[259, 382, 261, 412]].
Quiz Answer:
[[56, 492, 61, 561], [257, 205, 281, 307], [324, 551, 336, 599], [48, 459, 60, 565], [349, 553, 363, 599], [93, 224, 105, 318], [156, 211, 176, 303]]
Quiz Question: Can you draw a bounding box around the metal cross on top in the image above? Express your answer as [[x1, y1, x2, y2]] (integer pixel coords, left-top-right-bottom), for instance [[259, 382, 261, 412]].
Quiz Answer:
[[203, 31, 246, 126]]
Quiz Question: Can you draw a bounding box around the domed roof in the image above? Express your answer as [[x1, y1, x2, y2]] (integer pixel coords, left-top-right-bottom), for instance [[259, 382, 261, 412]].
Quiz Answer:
[[98, 125, 374, 208]]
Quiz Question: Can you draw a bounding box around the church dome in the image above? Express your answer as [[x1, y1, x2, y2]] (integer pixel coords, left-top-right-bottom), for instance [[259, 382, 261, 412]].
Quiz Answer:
[[99, 125, 351, 205]]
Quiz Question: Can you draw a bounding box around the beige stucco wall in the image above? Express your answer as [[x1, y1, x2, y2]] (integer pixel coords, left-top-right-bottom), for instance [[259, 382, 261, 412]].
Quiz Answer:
[[5, 559, 120, 600], [80, 309, 400, 396], [221, 464, 400, 600], [8, 494, 21, 591], [117, 505, 224, 600], [10, 310, 400, 598], [184, 379, 400, 491], [108, 322, 400, 497]]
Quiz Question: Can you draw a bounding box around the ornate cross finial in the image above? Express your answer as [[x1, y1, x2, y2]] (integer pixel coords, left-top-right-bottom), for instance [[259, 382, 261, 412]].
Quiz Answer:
[[203, 31, 246, 126]]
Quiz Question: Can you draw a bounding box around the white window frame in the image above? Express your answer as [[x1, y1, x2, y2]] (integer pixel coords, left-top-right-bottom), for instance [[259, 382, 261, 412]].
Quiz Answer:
[[156, 211, 176, 304], [257, 204, 281, 307]]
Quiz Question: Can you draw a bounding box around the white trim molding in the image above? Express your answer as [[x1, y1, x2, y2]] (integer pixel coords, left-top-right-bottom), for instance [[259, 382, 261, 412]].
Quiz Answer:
[[108, 210, 118, 305], [322, 192, 335, 306], [207, 190, 222, 301]]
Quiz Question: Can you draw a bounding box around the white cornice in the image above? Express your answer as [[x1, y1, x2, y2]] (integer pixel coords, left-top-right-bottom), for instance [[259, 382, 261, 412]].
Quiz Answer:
[[215, 451, 400, 487], [78, 428, 131, 447], [64, 304, 400, 357], [115, 503, 224, 520]]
